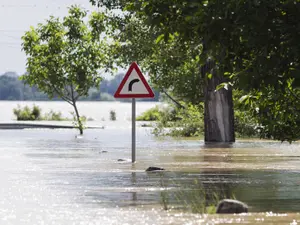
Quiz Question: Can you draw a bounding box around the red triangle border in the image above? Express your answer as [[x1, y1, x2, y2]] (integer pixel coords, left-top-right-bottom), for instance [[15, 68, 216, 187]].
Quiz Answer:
[[114, 62, 155, 98]]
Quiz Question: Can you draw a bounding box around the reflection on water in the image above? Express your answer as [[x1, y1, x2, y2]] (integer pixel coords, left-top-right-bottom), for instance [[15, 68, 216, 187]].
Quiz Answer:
[[0, 128, 300, 224]]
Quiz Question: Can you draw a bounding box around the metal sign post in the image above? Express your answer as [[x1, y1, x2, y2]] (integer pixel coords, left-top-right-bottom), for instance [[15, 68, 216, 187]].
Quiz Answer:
[[114, 62, 155, 163], [132, 98, 136, 163]]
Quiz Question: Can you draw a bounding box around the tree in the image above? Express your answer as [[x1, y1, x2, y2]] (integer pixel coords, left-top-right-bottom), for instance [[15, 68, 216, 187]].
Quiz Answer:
[[91, 0, 300, 142], [21, 5, 114, 134], [91, 0, 235, 143]]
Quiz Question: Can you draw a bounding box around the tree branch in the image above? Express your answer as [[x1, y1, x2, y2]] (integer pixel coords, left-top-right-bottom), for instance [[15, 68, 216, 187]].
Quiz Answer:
[[161, 89, 185, 109], [70, 83, 75, 104], [50, 84, 73, 105]]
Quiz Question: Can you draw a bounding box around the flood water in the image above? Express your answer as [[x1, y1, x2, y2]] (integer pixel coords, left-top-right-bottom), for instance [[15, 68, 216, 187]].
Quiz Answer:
[[0, 101, 300, 224]]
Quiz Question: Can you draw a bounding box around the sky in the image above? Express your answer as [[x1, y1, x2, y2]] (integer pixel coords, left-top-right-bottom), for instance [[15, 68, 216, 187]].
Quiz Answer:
[[0, 0, 99, 75]]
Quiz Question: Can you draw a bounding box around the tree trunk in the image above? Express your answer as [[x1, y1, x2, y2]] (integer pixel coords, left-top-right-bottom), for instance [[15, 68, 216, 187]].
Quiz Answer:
[[204, 72, 235, 143], [73, 101, 83, 135]]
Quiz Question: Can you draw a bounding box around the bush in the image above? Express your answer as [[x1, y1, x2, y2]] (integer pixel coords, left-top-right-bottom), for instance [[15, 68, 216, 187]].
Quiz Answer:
[[43, 110, 64, 121], [13, 105, 67, 121], [234, 110, 260, 138], [148, 103, 204, 137], [13, 105, 42, 120], [142, 101, 260, 138], [31, 105, 41, 119], [110, 110, 116, 121], [233, 90, 261, 138], [165, 104, 204, 137], [136, 106, 161, 121]]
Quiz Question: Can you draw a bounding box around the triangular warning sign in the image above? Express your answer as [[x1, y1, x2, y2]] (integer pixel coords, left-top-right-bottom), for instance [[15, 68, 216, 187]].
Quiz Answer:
[[114, 62, 155, 98]]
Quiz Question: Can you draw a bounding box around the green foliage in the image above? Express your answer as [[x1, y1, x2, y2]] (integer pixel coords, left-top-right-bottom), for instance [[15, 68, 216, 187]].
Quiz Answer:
[[234, 110, 260, 138], [159, 175, 233, 214], [136, 106, 161, 121], [43, 110, 64, 121], [109, 110, 116, 121], [90, 0, 300, 142], [21, 5, 115, 134], [13, 105, 67, 121], [239, 81, 300, 142], [106, 15, 203, 104], [139, 101, 262, 139], [70, 112, 87, 132], [92, 0, 300, 90], [233, 90, 260, 138], [167, 104, 204, 137], [173, 180, 218, 214], [144, 104, 204, 137], [13, 105, 42, 121]]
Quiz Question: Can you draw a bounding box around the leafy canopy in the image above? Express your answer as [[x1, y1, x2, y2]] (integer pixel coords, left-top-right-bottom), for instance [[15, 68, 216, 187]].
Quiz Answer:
[[21, 5, 113, 104], [91, 0, 300, 141], [21, 5, 116, 134]]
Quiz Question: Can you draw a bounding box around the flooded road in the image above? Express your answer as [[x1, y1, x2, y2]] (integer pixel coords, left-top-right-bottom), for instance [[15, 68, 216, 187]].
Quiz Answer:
[[1, 124, 300, 224]]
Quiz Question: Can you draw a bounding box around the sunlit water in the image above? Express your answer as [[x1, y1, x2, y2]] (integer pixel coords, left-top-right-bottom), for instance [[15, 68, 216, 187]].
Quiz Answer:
[[0, 101, 300, 224]]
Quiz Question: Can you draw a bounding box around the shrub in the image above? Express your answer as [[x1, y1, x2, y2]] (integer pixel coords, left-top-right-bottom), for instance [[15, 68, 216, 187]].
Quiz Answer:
[[136, 106, 161, 121], [13, 105, 67, 121], [110, 110, 116, 121], [144, 102, 260, 138], [43, 110, 64, 121], [31, 105, 41, 119], [13, 105, 42, 120], [168, 104, 204, 137], [152, 103, 204, 137], [234, 110, 260, 138]]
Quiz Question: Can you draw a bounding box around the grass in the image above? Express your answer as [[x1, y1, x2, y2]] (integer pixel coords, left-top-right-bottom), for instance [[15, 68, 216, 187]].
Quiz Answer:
[[158, 174, 234, 214]]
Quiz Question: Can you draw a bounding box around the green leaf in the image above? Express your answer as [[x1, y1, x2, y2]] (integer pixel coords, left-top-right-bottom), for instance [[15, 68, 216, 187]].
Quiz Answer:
[[155, 34, 164, 44], [239, 95, 249, 103], [216, 82, 231, 91]]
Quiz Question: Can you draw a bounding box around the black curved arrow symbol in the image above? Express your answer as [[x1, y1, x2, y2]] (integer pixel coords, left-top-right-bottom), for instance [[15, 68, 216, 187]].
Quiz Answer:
[[128, 79, 140, 91]]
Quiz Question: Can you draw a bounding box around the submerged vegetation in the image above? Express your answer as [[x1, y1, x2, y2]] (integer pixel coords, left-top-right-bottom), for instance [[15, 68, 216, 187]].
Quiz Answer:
[[137, 104, 204, 137], [13, 105, 67, 121], [137, 103, 259, 138], [158, 174, 234, 214], [109, 110, 117, 121]]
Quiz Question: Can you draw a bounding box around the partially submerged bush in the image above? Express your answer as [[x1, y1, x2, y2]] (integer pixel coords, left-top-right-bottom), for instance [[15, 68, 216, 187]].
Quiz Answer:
[[234, 110, 260, 138], [43, 110, 64, 121], [13, 105, 67, 121], [167, 104, 204, 137], [110, 110, 116, 121], [139, 102, 261, 138], [13, 105, 42, 120], [137, 106, 161, 121], [144, 103, 205, 137]]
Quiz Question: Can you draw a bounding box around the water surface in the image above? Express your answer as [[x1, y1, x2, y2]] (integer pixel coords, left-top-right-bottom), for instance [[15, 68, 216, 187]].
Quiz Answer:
[[1, 126, 300, 224]]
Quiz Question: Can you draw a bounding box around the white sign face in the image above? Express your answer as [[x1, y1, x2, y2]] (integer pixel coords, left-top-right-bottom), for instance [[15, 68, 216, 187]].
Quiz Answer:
[[114, 62, 154, 98], [118, 68, 149, 95]]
